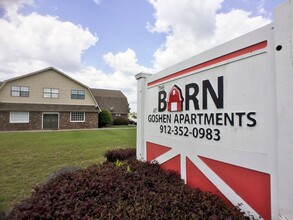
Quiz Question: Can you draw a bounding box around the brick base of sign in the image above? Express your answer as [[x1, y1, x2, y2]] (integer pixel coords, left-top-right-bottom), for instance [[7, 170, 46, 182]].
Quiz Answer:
[[0, 111, 99, 131]]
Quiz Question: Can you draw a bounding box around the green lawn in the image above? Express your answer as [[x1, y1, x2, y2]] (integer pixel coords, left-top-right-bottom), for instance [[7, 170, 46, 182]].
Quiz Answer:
[[0, 127, 136, 213]]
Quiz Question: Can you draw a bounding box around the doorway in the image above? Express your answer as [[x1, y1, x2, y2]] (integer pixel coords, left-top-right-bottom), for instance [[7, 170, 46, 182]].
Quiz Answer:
[[43, 113, 59, 129]]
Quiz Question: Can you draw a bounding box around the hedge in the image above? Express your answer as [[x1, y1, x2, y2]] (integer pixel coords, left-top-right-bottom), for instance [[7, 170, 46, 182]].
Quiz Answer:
[[7, 149, 248, 220]]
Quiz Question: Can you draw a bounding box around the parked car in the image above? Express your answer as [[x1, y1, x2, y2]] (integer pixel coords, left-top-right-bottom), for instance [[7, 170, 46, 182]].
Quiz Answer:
[[128, 118, 137, 125]]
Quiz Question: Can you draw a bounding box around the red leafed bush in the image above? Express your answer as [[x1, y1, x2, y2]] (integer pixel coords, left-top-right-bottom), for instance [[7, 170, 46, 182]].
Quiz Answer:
[[104, 148, 136, 162], [7, 149, 248, 220]]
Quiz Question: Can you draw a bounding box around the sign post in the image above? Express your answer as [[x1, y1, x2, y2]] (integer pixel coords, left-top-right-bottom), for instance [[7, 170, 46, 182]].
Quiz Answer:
[[136, 1, 293, 219]]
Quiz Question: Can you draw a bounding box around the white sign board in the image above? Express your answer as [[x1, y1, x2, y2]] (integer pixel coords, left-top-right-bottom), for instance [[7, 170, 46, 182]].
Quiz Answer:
[[136, 1, 293, 219]]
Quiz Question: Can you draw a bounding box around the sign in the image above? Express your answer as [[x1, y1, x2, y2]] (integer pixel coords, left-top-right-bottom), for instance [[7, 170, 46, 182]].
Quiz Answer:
[[136, 1, 293, 219]]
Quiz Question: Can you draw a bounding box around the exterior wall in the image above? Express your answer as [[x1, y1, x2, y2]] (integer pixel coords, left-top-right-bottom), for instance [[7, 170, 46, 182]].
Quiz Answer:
[[0, 111, 42, 131], [0, 111, 98, 131], [59, 112, 99, 129], [111, 113, 129, 125], [111, 113, 128, 120], [0, 69, 96, 106]]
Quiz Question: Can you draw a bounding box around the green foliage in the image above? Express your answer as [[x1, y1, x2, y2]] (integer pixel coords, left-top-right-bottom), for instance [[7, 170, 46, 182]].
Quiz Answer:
[[129, 112, 137, 119], [126, 165, 132, 173], [0, 128, 136, 214], [114, 159, 124, 167], [114, 159, 132, 173], [113, 117, 129, 125], [99, 109, 112, 127]]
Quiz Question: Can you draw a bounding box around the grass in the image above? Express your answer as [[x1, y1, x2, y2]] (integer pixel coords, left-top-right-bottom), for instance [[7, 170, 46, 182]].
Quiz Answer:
[[0, 127, 136, 214]]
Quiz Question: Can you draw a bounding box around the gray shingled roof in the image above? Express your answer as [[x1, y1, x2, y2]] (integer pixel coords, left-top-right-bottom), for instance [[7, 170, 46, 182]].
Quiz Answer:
[[90, 89, 129, 114], [0, 103, 98, 112]]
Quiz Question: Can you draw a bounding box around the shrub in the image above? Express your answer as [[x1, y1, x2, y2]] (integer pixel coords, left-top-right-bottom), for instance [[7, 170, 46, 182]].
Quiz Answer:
[[46, 166, 82, 182], [99, 109, 112, 127], [8, 153, 248, 220], [113, 117, 129, 125], [104, 148, 136, 162]]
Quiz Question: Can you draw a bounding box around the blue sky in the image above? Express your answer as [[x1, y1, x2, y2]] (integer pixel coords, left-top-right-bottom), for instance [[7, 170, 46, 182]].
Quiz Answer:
[[19, 0, 162, 71], [0, 0, 285, 111]]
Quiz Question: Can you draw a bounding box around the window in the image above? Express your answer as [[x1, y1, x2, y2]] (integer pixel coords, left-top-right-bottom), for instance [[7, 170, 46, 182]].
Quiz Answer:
[[70, 112, 85, 122], [11, 86, 29, 97], [43, 88, 59, 98], [71, 89, 85, 99], [10, 112, 29, 123]]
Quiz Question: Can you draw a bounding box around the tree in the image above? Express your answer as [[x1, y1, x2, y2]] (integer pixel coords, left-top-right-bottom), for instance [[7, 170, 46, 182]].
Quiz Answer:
[[99, 109, 112, 127], [130, 112, 137, 119]]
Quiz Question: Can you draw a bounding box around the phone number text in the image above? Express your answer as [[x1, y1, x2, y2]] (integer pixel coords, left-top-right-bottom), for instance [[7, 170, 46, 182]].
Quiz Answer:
[[159, 125, 220, 141]]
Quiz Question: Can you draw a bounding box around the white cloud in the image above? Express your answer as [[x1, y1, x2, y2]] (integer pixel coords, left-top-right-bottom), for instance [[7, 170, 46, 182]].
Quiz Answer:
[[70, 49, 152, 112], [148, 0, 271, 71], [147, 0, 222, 37], [215, 9, 270, 43], [0, 11, 98, 78], [0, 0, 34, 21], [103, 49, 152, 75], [0, 0, 148, 112], [256, 0, 266, 16], [101, 49, 153, 111]]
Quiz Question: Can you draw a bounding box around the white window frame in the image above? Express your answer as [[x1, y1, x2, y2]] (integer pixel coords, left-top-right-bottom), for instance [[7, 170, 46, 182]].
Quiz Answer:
[[71, 89, 85, 100], [43, 88, 59, 99], [70, 112, 85, 122], [10, 112, 29, 123], [11, 85, 30, 97]]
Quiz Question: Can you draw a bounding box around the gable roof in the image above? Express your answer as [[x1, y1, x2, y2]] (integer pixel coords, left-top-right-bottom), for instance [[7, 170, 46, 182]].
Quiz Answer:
[[0, 67, 88, 89], [0, 67, 99, 109], [90, 88, 129, 114]]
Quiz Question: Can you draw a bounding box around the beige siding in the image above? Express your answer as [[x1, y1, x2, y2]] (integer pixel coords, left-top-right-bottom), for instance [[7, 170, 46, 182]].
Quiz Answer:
[[0, 69, 96, 105]]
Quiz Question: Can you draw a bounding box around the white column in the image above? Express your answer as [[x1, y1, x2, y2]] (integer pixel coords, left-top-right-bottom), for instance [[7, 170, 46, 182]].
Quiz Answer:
[[274, 0, 293, 219], [135, 73, 151, 161]]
